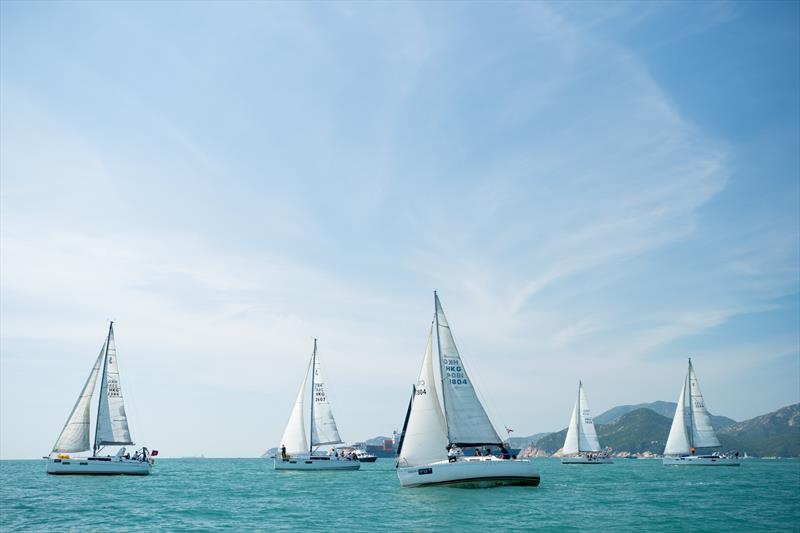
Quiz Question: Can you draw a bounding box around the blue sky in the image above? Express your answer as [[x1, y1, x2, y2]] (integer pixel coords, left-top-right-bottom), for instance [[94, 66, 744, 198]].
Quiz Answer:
[[1, 1, 797, 458]]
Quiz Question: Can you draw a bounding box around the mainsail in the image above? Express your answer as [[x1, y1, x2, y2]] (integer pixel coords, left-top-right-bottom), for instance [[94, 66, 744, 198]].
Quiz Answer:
[[396, 324, 448, 467], [95, 323, 133, 449], [688, 361, 720, 448], [577, 382, 601, 452], [310, 342, 343, 447], [279, 356, 311, 455], [435, 293, 502, 447], [51, 345, 105, 453]]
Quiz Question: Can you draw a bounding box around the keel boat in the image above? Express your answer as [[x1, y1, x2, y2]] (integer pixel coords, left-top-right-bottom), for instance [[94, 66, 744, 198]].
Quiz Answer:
[[274, 339, 360, 471], [45, 323, 156, 475], [561, 381, 612, 464], [663, 358, 739, 466], [395, 292, 539, 488]]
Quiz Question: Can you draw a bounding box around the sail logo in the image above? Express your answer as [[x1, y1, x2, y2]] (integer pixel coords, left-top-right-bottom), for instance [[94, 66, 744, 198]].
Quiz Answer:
[[107, 379, 121, 398], [314, 383, 327, 403], [443, 359, 468, 385]]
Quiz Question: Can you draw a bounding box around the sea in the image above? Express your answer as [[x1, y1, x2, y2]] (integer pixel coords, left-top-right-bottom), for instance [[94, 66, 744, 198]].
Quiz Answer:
[[1, 458, 798, 531]]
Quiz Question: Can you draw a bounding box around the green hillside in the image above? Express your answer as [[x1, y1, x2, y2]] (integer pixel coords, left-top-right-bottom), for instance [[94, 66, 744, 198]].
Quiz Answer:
[[719, 403, 800, 457], [533, 408, 672, 454]]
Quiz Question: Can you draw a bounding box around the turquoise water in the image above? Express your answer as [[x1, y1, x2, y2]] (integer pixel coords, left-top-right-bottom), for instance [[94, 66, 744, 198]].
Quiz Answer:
[[1, 458, 798, 531]]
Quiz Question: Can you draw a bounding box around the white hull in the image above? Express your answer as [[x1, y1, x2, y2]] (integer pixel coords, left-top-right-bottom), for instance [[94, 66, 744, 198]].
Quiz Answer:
[[397, 457, 540, 488], [46, 457, 152, 475], [663, 455, 740, 466], [274, 456, 360, 471], [562, 455, 613, 464]]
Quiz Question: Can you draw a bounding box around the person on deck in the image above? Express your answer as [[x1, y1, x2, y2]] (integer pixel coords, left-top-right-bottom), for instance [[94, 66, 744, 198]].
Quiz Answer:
[[447, 445, 458, 463], [474, 448, 481, 457], [281, 444, 287, 461]]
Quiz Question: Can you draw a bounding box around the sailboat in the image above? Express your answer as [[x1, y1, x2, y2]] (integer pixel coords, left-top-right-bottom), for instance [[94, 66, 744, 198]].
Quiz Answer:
[[561, 381, 612, 464], [663, 358, 739, 466], [395, 292, 540, 488], [45, 323, 156, 475], [274, 339, 360, 471]]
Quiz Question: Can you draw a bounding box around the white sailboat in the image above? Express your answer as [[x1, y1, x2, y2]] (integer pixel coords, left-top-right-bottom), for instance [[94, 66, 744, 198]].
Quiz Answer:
[[45, 323, 156, 475], [561, 381, 612, 464], [395, 292, 540, 488], [274, 339, 360, 471], [663, 358, 739, 466]]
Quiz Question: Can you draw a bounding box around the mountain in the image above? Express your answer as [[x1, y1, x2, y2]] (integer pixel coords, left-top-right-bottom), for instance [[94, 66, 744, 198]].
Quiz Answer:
[[718, 403, 800, 457], [597, 408, 672, 454], [594, 401, 736, 431], [533, 408, 672, 455]]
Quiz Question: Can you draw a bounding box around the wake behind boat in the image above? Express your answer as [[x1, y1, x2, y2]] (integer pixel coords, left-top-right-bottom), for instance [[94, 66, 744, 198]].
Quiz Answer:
[[663, 358, 739, 466], [45, 322, 156, 475], [274, 339, 360, 471], [561, 381, 612, 464], [395, 292, 539, 488]]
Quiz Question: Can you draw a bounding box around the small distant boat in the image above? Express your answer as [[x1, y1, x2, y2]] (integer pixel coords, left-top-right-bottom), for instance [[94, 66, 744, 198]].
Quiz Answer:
[[274, 339, 360, 471], [663, 358, 739, 466], [395, 292, 540, 488], [45, 323, 156, 475], [353, 449, 378, 462], [561, 381, 612, 464]]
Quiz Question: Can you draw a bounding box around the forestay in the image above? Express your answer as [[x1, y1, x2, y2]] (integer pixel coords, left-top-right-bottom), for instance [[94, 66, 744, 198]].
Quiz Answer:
[[664, 380, 691, 456], [688, 363, 720, 448], [397, 324, 449, 467], [279, 357, 311, 455], [95, 324, 134, 447], [310, 349, 342, 447], [52, 345, 105, 453], [435, 294, 502, 447]]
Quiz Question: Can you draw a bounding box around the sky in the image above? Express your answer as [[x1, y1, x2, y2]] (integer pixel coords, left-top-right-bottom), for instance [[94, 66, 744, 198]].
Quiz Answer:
[[1, 1, 798, 459]]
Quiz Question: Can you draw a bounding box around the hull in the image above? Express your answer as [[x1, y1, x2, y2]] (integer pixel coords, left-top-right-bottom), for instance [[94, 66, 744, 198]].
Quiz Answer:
[[397, 457, 540, 488], [562, 455, 613, 464], [663, 455, 740, 466], [46, 457, 152, 475], [357, 456, 378, 463], [274, 456, 361, 471]]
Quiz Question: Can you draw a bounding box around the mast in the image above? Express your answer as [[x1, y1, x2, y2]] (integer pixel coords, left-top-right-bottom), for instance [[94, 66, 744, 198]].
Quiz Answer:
[[309, 338, 317, 455], [687, 357, 695, 450], [93, 321, 113, 457], [433, 291, 451, 445]]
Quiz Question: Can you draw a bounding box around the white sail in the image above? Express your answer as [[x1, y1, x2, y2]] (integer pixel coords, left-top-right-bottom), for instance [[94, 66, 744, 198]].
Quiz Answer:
[[562, 400, 580, 456], [310, 346, 342, 447], [435, 294, 502, 446], [52, 345, 105, 453], [577, 382, 601, 452], [688, 362, 720, 448], [279, 356, 311, 455], [95, 324, 133, 447], [664, 378, 691, 456], [397, 324, 449, 467]]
